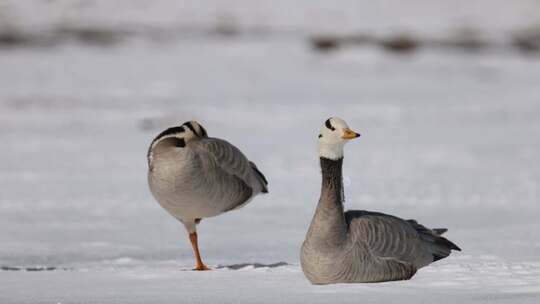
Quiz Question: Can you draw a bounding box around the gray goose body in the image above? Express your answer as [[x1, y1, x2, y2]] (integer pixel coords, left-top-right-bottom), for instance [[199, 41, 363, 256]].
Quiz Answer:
[[147, 121, 268, 270], [300, 118, 460, 284], [149, 137, 266, 221]]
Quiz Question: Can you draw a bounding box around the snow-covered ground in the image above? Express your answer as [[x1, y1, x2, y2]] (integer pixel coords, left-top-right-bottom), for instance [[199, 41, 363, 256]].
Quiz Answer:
[[3, 256, 540, 304], [1, 1, 540, 303]]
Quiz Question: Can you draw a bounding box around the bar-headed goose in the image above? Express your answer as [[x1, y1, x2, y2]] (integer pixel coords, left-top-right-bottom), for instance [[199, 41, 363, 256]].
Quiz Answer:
[[301, 117, 460, 284], [148, 121, 268, 270]]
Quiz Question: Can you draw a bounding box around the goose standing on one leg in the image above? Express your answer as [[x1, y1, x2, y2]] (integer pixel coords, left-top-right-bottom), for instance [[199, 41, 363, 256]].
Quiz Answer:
[[300, 117, 460, 284], [147, 121, 268, 270]]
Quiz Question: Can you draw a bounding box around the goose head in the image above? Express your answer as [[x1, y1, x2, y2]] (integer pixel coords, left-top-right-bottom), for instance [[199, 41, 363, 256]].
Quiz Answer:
[[318, 117, 360, 160], [179, 120, 208, 140], [147, 120, 208, 165]]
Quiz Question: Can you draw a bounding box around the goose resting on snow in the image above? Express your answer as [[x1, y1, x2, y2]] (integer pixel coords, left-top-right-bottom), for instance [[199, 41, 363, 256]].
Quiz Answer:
[[300, 117, 460, 284], [147, 121, 268, 270]]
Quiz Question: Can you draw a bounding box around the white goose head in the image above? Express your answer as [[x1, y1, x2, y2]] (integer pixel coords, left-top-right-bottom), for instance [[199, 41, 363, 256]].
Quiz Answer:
[[147, 120, 208, 165], [318, 117, 360, 160]]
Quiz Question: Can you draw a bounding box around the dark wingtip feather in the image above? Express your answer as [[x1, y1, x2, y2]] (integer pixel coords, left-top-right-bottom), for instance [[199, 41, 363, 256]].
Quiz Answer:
[[432, 240, 461, 261], [433, 228, 448, 235], [435, 237, 462, 251], [449, 242, 462, 251], [249, 161, 269, 194], [250, 163, 268, 186]]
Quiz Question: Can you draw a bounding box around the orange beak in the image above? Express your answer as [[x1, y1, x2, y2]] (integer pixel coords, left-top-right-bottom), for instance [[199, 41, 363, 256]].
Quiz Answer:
[[341, 128, 361, 139]]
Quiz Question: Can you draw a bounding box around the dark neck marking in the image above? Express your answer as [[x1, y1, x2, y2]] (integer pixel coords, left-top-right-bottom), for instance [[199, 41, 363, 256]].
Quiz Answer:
[[305, 157, 348, 246], [320, 157, 344, 203]]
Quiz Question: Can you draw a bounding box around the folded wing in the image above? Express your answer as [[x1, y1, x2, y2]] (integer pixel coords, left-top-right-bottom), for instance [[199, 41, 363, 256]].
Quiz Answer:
[[345, 210, 460, 269], [191, 137, 268, 210]]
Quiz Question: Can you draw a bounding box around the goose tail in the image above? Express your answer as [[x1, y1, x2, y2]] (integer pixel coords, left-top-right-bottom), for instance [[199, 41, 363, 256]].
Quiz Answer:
[[407, 220, 461, 262]]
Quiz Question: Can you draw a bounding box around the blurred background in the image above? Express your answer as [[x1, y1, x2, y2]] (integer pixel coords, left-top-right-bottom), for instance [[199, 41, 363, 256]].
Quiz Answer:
[[1, 0, 539, 269]]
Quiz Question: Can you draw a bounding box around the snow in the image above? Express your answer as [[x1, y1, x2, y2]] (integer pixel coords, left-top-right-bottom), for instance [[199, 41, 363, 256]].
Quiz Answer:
[[1, 1, 540, 303], [2, 258, 540, 303]]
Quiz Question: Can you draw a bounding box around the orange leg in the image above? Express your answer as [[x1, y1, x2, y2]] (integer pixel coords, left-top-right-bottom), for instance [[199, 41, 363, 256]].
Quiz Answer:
[[189, 232, 210, 271]]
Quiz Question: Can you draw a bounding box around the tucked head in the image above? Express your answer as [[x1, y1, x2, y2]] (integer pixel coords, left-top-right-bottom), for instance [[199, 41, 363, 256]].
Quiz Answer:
[[147, 120, 208, 164], [180, 120, 208, 139], [318, 117, 360, 160]]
